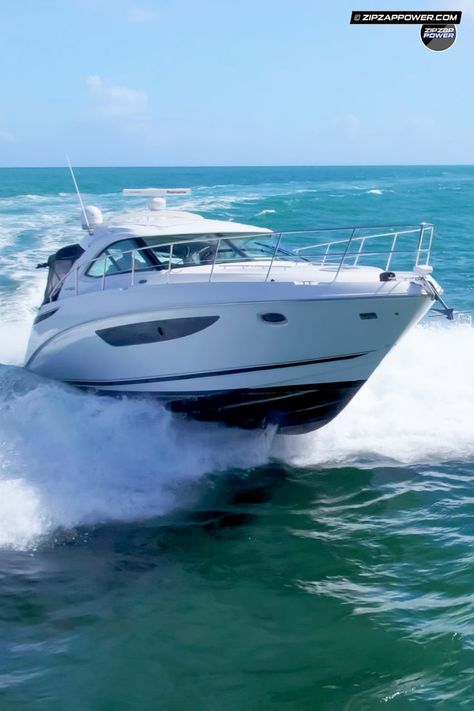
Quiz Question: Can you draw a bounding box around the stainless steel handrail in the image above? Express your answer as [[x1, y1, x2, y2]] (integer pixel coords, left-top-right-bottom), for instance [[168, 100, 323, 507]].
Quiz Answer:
[[334, 227, 356, 282], [294, 227, 422, 253], [46, 223, 434, 302], [265, 232, 283, 282], [209, 238, 221, 282]]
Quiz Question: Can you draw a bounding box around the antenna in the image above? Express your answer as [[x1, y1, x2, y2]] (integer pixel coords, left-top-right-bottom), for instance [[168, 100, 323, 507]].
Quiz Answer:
[[66, 156, 92, 235]]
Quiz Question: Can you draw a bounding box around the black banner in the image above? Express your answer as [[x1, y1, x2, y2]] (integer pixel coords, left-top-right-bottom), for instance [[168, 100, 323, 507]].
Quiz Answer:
[[350, 10, 462, 24]]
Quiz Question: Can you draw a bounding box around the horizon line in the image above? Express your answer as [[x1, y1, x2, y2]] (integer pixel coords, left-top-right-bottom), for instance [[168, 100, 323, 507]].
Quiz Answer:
[[1, 163, 474, 170]]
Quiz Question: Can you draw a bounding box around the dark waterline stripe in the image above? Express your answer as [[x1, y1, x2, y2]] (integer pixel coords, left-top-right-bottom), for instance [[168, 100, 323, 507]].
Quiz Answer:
[[68, 351, 371, 387]]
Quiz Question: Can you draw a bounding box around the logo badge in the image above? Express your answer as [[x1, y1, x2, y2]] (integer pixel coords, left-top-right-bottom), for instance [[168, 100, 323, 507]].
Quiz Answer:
[[421, 24, 456, 51]]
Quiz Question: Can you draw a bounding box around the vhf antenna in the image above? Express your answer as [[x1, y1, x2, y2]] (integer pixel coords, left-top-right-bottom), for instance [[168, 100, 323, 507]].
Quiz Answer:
[[66, 155, 92, 235]]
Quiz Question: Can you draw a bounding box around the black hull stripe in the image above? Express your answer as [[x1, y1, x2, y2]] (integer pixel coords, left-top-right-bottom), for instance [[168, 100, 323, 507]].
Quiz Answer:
[[68, 351, 371, 388], [88, 381, 367, 434]]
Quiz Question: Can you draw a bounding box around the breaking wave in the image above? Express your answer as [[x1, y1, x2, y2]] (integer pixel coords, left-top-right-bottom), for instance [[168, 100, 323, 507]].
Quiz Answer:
[[0, 321, 472, 550], [0, 366, 274, 549], [277, 322, 474, 468]]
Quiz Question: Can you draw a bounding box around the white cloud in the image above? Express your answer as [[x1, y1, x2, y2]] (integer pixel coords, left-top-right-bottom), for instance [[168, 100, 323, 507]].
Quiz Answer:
[[86, 75, 149, 119], [129, 6, 159, 23]]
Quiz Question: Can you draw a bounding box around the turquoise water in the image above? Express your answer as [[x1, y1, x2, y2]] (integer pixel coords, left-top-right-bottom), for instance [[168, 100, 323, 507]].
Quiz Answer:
[[0, 166, 473, 709]]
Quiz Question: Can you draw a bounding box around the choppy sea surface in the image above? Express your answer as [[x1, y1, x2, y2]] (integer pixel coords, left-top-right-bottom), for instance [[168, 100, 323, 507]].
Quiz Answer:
[[0, 166, 473, 710]]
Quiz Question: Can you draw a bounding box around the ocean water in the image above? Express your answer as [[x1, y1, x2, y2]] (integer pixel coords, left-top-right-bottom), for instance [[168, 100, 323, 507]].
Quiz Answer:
[[0, 165, 473, 710]]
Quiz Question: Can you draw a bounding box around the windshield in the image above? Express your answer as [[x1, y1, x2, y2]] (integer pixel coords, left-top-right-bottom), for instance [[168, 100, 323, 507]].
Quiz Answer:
[[85, 233, 300, 279], [142, 234, 296, 268], [86, 238, 158, 277]]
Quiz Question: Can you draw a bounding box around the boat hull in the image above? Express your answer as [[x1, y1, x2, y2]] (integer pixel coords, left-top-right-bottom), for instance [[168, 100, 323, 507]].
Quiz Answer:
[[25, 284, 433, 433], [153, 380, 365, 434]]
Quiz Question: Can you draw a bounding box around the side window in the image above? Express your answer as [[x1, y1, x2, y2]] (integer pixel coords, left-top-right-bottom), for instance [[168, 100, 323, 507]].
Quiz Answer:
[[86, 239, 155, 277]]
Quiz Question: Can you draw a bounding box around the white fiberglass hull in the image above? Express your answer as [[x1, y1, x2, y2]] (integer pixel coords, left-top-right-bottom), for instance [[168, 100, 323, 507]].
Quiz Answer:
[[25, 280, 433, 433]]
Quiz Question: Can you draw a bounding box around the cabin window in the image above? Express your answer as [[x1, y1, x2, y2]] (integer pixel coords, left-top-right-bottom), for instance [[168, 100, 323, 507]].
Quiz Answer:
[[260, 312, 287, 324], [96, 315, 220, 346], [86, 239, 158, 278]]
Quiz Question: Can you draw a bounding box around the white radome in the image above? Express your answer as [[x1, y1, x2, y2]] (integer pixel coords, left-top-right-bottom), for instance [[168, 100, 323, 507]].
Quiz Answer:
[[82, 205, 103, 230]]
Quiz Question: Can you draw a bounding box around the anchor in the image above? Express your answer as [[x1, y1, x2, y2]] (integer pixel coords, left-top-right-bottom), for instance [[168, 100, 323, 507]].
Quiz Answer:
[[414, 266, 455, 321]]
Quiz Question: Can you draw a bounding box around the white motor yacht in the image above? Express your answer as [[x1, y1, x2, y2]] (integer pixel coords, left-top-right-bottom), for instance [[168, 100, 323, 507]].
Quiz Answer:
[[25, 188, 451, 433]]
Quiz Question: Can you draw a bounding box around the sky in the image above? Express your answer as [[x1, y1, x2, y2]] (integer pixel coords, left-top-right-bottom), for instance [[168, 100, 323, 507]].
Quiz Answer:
[[0, 0, 473, 166]]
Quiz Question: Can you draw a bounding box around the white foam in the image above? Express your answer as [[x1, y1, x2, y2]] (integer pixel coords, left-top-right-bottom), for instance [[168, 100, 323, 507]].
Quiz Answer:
[[1, 322, 473, 550], [0, 194, 79, 365], [0, 370, 274, 550], [0, 320, 32, 365], [0, 479, 45, 549], [367, 188, 383, 195], [275, 323, 474, 468], [0, 280, 45, 365]]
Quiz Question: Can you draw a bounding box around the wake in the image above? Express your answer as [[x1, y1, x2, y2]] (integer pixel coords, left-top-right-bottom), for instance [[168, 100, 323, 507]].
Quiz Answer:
[[0, 320, 473, 550]]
